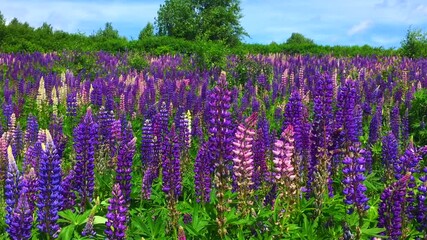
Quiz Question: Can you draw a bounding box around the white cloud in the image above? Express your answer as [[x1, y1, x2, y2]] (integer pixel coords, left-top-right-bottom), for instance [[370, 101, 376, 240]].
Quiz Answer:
[[347, 20, 373, 36]]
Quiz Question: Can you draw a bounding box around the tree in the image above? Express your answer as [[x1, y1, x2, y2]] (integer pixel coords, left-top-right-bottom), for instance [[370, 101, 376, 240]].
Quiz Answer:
[[286, 33, 315, 45], [156, 0, 197, 40], [95, 22, 121, 40], [138, 22, 154, 40], [400, 27, 427, 58], [155, 0, 247, 46]]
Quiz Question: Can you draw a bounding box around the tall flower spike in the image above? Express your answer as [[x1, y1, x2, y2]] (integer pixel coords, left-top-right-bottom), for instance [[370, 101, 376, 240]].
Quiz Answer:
[[342, 144, 369, 215], [232, 113, 257, 216], [5, 145, 21, 237], [105, 183, 128, 240], [37, 131, 62, 238], [73, 107, 98, 211], [8, 187, 33, 240], [116, 137, 136, 205], [194, 142, 211, 203], [207, 71, 234, 237], [273, 125, 298, 205], [378, 173, 411, 240]]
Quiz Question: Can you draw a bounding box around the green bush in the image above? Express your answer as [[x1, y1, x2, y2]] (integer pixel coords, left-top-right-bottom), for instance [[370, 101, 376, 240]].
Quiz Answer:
[[409, 88, 427, 146]]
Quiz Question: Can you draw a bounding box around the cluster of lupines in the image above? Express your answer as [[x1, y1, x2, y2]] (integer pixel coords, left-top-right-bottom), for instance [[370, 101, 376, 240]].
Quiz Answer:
[[0, 52, 427, 239], [5, 146, 21, 237]]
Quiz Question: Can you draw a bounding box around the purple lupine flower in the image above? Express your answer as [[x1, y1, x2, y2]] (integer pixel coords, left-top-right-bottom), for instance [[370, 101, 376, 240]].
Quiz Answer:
[[61, 169, 76, 211], [162, 126, 182, 198], [49, 115, 67, 158], [23, 141, 42, 174], [116, 136, 136, 205], [363, 149, 373, 174], [382, 132, 399, 176], [105, 183, 128, 240], [390, 105, 400, 141], [73, 108, 98, 210], [334, 79, 359, 150], [24, 115, 39, 148], [66, 92, 77, 117], [342, 144, 369, 215], [194, 142, 211, 203], [37, 131, 62, 238], [253, 128, 267, 190], [308, 72, 333, 197], [378, 173, 411, 240], [81, 212, 96, 237], [368, 105, 382, 146], [401, 108, 409, 143], [141, 119, 154, 168], [417, 165, 427, 232], [20, 168, 38, 213], [8, 187, 33, 240], [5, 146, 21, 236], [141, 119, 158, 199]]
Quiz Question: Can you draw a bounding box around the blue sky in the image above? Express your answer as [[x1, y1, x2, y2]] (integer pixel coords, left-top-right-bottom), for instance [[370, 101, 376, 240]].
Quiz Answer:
[[1, 0, 427, 48]]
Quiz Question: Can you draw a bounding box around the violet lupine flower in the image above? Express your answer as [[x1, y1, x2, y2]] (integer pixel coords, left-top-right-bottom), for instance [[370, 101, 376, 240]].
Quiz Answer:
[[194, 142, 211, 203], [335, 79, 359, 144], [116, 136, 136, 205], [378, 173, 411, 240], [141, 119, 155, 168], [162, 126, 182, 198], [363, 149, 373, 174], [401, 108, 410, 143], [81, 212, 96, 237], [66, 92, 77, 117], [73, 108, 98, 210], [20, 168, 38, 213], [50, 115, 67, 158], [308, 73, 334, 197], [141, 119, 158, 199], [342, 144, 369, 215], [105, 183, 128, 240], [24, 115, 39, 148], [390, 105, 400, 141], [8, 187, 33, 240], [253, 128, 267, 189], [5, 146, 21, 236], [417, 166, 427, 232], [382, 132, 399, 176], [61, 169, 76, 211], [37, 131, 62, 238], [368, 105, 382, 146], [207, 71, 234, 237], [23, 141, 42, 174]]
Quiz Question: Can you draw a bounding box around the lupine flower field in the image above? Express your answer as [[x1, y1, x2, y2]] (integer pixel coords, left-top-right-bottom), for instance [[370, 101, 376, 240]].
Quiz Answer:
[[1, 52, 427, 239]]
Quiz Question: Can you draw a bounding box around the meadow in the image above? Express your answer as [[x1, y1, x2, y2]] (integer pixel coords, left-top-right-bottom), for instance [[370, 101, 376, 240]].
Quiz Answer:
[[1, 51, 427, 239]]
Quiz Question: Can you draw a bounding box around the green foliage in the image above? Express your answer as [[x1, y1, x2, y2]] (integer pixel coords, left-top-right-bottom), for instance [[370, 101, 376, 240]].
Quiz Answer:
[[409, 88, 427, 146], [155, 0, 246, 46], [400, 27, 427, 58], [138, 22, 155, 40], [286, 32, 315, 45]]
